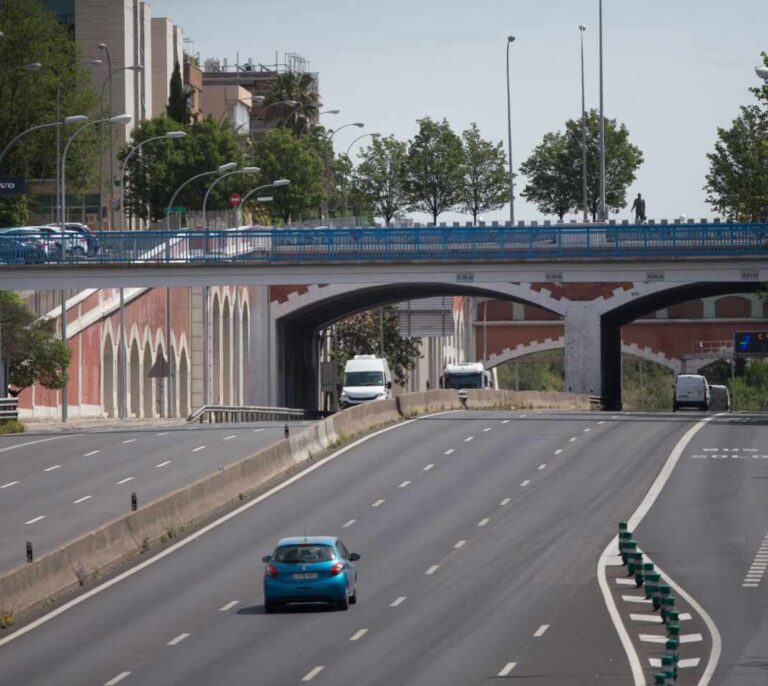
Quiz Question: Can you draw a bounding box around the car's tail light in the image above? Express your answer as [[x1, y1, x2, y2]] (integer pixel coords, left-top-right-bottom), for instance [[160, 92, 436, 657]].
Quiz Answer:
[[265, 563, 279, 577], [329, 562, 344, 576]]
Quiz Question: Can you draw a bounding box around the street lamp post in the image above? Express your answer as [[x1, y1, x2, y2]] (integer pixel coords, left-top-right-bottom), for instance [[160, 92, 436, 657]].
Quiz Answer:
[[598, 0, 607, 222], [325, 123, 364, 220], [119, 131, 187, 229], [201, 166, 260, 228], [236, 179, 290, 225], [579, 25, 589, 223], [506, 36, 516, 225], [60, 113, 131, 422]]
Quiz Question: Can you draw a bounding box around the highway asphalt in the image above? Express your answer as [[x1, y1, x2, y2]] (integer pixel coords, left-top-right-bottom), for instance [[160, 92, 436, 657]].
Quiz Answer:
[[0, 422, 308, 573], [0, 410, 723, 686]]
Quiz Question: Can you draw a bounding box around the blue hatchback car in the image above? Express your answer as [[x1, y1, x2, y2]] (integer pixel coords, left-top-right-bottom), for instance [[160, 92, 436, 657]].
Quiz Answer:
[[262, 536, 360, 613]]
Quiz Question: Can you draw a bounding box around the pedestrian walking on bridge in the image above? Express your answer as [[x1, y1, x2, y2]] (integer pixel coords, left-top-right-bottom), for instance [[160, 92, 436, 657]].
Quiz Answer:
[[631, 193, 646, 223]]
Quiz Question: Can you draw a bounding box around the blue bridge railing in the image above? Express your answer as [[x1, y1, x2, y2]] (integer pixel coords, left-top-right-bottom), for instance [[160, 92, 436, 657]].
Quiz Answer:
[[0, 223, 766, 266]]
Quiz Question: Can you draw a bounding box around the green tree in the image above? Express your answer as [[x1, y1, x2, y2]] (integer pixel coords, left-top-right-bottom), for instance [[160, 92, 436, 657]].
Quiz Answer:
[[351, 135, 408, 226], [519, 110, 643, 220], [118, 115, 245, 222], [0, 0, 99, 221], [704, 53, 768, 222], [334, 306, 421, 386], [459, 123, 508, 224], [0, 291, 71, 391], [166, 60, 188, 125], [406, 117, 464, 224], [252, 127, 324, 224], [0, 196, 28, 228], [263, 71, 320, 135]]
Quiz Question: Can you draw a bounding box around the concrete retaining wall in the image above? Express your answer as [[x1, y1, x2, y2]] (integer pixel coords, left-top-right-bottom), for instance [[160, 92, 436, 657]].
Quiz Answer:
[[0, 389, 589, 616]]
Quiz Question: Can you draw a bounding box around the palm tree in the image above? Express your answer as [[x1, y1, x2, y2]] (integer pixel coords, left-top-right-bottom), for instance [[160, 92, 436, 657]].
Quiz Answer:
[[263, 71, 320, 135]]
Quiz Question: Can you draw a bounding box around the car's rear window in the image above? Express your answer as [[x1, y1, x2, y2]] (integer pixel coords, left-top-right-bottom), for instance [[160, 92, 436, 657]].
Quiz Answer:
[[274, 544, 336, 563]]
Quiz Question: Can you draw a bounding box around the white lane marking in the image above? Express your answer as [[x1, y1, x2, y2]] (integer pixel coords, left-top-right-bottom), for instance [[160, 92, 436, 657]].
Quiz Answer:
[[554, 449, 563, 455], [478, 518, 490, 527], [72, 495, 92, 504], [25, 515, 46, 525], [371, 498, 385, 508], [84, 450, 100, 457], [1, 480, 19, 489], [520, 480, 530, 487], [349, 628, 368, 641], [166, 633, 190, 646], [614, 578, 636, 586], [398, 480, 411, 488], [116, 477, 134, 485], [122, 439, 136, 444], [569, 437, 577, 442], [743, 448, 758, 452], [219, 601, 238, 612], [302, 666, 324, 682], [156, 432, 169, 436], [742, 583, 759, 588], [104, 672, 131, 686], [501, 419, 510, 424], [0, 435, 73, 454], [597, 414, 722, 686], [425, 565, 439, 575], [500, 498, 511, 506], [223, 435, 236, 441], [629, 613, 662, 623], [622, 595, 652, 604], [537, 464, 547, 470], [342, 519, 357, 528], [483, 427, 492, 432], [583, 428, 591, 433], [703, 448, 717, 452], [639, 634, 667, 643], [155, 460, 172, 468], [192, 446, 206, 452], [679, 658, 702, 668], [680, 633, 704, 643], [519, 414, 527, 418], [498, 662, 517, 677], [44, 465, 61, 472], [464, 436, 474, 442], [598, 420, 606, 425], [611, 415, 620, 419], [454, 540, 466, 549], [423, 463, 434, 471], [252, 428, 264, 433], [678, 612, 692, 621], [0, 415, 445, 648], [444, 448, 455, 455], [534, 624, 549, 637], [390, 596, 406, 607]]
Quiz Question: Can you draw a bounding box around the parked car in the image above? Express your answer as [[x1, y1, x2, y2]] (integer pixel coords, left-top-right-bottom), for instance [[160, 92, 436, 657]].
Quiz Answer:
[[47, 222, 99, 256], [262, 536, 360, 612], [0, 228, 48, 263]]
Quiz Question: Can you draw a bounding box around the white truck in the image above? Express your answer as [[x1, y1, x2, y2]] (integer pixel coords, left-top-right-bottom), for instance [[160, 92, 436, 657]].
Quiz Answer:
[[339, 355, 392, 409], [440, 362, 494, 390]]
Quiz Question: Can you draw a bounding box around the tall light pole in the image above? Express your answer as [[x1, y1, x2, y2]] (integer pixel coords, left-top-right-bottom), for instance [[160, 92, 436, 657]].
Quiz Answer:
[[61, 113, 131, 422], [236, 179, 290, 225], [506, 36, 516, 225], [119, 131, 186, 228], [598, 0, 607, 222], [325, 123, 364, 220], [579, 25, 589, 223], [201, 166, 260, 228]]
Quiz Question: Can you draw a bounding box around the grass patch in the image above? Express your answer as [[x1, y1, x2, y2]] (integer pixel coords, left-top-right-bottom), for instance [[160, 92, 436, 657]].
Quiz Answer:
[[0, 420, 25, 435]]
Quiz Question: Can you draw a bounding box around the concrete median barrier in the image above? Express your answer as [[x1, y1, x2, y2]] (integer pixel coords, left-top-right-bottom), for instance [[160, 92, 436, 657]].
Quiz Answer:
[[0, 389, 588, 617]]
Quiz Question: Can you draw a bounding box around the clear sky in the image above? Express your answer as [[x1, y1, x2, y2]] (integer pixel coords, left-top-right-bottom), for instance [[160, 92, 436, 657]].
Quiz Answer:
[[152, 0, 767, 224]]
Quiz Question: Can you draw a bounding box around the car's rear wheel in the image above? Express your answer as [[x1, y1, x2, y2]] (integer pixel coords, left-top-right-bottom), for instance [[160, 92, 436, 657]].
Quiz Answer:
[[335, 595, 349, 611], [349, 583, 358, 605]]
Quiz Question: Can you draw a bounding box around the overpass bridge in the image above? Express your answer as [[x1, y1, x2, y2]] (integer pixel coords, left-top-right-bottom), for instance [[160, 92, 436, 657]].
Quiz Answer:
[[1, 222, 766, 413]]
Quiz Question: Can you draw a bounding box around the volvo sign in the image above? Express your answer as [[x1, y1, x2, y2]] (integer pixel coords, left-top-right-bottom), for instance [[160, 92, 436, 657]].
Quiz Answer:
[[0, 176, 26, 195]]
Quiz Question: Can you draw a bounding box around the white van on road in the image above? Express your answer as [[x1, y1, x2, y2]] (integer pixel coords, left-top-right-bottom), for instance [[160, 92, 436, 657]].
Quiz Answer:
[[673, 374, 710, 411], [340, 355, 392, 409]]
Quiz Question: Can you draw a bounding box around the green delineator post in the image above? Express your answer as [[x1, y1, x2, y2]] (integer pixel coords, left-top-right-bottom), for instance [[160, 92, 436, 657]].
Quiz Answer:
[[657, 583, 671, 612], [662, 596, 676, 624], [641, 562, 654, 587], [667, 623, 680, 640], [645, 572, 661, 600], [661, 655, 676, 683]]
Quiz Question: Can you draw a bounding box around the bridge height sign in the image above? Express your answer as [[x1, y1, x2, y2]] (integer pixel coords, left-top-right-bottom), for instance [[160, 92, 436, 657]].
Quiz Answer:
[[734, 331, 768, 357]]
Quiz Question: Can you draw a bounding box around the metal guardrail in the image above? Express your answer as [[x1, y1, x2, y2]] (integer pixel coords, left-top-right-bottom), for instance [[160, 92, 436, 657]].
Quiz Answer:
[[187, 404, 322, 423], [0, 223, 767, 266], [0, 397, 19, 421]]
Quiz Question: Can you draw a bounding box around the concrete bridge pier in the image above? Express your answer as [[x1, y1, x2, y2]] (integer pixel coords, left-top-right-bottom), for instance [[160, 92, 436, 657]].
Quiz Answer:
[[247, 287, 277, 406]]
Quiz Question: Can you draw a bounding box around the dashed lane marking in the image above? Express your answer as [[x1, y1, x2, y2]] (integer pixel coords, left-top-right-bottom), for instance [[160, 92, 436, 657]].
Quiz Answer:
[[534, 624, 549, 637], [537, 464, 547, 470], [156, 432, 169, 436], [554, 449, 563, 455], [483, 427, 492, 432], [500, 498, 511, 506], [398, 481, 411, 488], [219, 601, 238, 612], [501, 420, 510, 424], [519, 414, 527, 418], [425, 565, 439, 575], [302, 666, 324, 682], [166, 633, 190, 646], [252, 429, 264, 433], [478, 518, 490, 527], [423, 463, 434, 471], [192, 446, 206, 452], [25, 515, 45, 525], [583, 428, 591, 433], [454, 540, 466, 549], [498, 663, 517, 677], [464, 436, 474, 442], [444, 448, 455, 455], [84, 450, 100, 457], [520, 480, 530, 487], [155, 460, 172, 468], [44, 465, 61, 472], [223, 435, 236, 441], [1, 481, 19, 489], [598, 420, 606, 425], [342, 519, 356, 528], [569, 437, 578, 442], [121, 439, 136, 444], [104, 672, 131, 686], [349, 628, 368, 641], [390, 596, 406, 607], [72, 495, 92, 504], [615, 578, 636, 586], [116, 477, 134, 484], [371, 499, 385, 508]]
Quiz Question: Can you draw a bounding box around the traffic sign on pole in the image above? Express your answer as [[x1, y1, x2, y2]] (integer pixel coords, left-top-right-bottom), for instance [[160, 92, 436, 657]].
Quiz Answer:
[[228, 193, 241, 207]]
